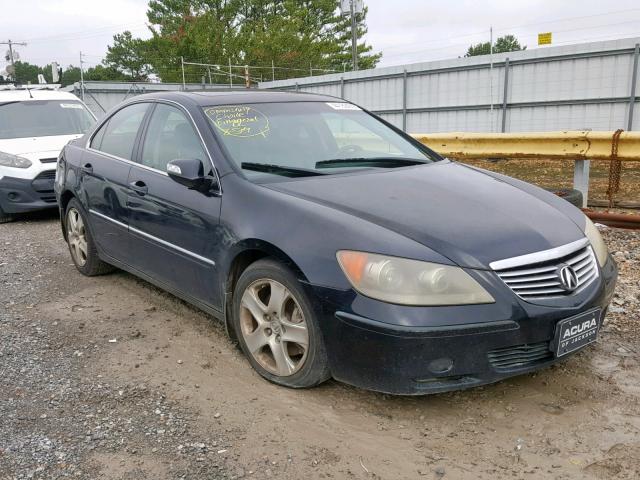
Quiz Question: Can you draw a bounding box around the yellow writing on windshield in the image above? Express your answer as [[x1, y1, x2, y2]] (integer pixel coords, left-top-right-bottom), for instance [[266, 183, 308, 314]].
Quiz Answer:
[[205, 105, 270, 138]]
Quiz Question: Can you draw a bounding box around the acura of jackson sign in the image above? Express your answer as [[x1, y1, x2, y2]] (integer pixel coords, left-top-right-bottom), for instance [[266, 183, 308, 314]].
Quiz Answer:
[[555, 309, 601, 357]]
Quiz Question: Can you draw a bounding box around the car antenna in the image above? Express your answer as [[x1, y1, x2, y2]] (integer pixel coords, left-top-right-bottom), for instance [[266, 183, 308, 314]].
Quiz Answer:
[[26, 87, 33, 99]]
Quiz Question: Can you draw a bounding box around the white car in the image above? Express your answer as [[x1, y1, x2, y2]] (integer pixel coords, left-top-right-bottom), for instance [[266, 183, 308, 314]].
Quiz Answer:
[[0, 87, 96, 223]]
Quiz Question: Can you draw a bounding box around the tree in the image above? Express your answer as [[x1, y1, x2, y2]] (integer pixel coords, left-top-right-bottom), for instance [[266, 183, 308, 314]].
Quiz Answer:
[[86, 64, 130, 81], [104, 31, 152, 80], [110, 0, 381, 83], [329, 5, 381, 71], [60, 66, 82, 87], [465, 34, 525, 57], [13, 61, 41, 84]]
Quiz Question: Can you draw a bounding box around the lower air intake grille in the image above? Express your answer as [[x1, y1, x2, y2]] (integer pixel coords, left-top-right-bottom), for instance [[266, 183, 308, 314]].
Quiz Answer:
[[488, 342, 553, 371]]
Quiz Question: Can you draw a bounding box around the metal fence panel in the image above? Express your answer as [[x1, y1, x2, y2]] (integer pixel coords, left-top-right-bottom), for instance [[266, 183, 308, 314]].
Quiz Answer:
[[259, 37, 640, 133]]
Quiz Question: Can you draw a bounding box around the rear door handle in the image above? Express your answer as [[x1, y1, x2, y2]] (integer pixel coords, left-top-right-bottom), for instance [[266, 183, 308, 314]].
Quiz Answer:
[[129, 180, 148, 196], [81, 162, 93, 174]]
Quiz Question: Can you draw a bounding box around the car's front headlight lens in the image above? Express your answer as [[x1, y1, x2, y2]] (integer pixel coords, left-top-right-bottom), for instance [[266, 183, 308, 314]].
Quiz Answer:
[[584, 216, 609, 267], [336, 251, 495, 306], [0, 151, 32, 169]]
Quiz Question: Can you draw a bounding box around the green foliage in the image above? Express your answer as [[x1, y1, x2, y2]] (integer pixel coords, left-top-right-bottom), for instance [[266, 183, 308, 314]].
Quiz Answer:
[[8, 61, 127, 86], [121, 0, 381, 83], [104, 31, 152, 80], [7, 1, 382, 86], [465, 34, 526, 57]]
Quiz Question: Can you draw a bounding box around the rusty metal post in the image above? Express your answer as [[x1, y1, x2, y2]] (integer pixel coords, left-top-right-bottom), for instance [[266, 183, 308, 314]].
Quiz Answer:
[[573, 160, 590, 208]]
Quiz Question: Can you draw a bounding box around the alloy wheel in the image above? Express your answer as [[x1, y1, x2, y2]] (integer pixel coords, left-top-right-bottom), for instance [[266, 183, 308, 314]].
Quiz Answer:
[[239, 279, 309, 377], [66, 208, 88, 267]]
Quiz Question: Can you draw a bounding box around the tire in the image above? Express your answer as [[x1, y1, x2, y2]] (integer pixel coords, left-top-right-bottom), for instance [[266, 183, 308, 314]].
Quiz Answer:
[[0, 205, 14, 224], [547, 188, 583, 208], [65, 198, 114, 276], [232, 259, 331, 389]]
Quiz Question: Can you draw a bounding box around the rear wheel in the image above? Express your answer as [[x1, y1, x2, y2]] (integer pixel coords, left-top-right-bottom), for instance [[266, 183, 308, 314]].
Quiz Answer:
[[232, 259, 330, 388], [0, 206, 14, 224], [65, 198, 114, 276]]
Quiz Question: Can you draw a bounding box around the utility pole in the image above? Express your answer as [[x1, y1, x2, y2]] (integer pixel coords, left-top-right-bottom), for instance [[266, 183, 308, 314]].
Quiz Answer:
[[79, 51, 85, 101], [1, 39, 27, 82], [350, 0, 358, 71]]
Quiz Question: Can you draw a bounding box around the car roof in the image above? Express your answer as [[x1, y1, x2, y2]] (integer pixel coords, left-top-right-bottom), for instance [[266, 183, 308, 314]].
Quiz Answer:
[[0, 89, 82, 102], [125, 90, 345, 106]]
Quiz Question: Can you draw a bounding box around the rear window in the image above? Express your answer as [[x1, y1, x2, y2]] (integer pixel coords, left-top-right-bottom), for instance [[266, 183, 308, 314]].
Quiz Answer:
[[0, 100, 95, 139]]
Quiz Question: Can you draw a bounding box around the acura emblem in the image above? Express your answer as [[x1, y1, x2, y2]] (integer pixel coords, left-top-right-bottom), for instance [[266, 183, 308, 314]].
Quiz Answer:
[[558, 265, 579, 292]]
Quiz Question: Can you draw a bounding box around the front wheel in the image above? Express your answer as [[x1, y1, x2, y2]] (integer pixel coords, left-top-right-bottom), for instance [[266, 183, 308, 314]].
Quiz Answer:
[[232, 259, 330, 388]]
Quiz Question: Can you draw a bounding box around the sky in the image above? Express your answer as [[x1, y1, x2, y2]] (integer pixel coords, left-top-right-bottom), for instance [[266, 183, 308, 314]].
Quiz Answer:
[[1, 0, 640, 74]]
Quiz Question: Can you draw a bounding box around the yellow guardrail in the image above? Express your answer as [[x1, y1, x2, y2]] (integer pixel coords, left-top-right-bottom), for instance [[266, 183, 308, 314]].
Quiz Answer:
[[411, 131, 640, 161]]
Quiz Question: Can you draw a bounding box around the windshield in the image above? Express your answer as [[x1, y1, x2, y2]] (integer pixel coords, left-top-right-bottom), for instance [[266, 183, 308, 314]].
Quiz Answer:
[[0, 100, 95, 139], [202, 101, 438, 180]]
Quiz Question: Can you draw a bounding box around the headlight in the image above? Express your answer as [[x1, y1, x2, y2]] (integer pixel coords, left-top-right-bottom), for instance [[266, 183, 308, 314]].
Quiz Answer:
[[0, 151, 32, 169], [583, 216, 609, 267], [336, 251, 495, 306]]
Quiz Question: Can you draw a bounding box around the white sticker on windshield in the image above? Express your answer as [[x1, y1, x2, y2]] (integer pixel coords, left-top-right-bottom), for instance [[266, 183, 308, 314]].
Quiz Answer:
[[60, 103, 83, 109], [326, 102, 360, 111]]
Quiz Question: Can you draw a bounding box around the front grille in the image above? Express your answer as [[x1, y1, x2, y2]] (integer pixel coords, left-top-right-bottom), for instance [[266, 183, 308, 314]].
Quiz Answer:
[[488, 342, 553, 370], [494, 244, 598, 299], [40, 157, 58, 164]]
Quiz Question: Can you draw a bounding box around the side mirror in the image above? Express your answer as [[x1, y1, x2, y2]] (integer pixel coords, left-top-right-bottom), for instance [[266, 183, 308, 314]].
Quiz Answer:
[[166, 158, 214, 192]]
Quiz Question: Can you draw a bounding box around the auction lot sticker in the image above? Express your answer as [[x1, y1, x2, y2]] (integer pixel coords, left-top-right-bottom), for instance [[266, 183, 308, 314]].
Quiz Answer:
[[205, 105, 270, 138]]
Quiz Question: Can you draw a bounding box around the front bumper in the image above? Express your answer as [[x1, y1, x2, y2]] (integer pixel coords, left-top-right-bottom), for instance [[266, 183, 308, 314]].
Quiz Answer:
[[0, 173, 58, 214], [310, 256, 618, 395]]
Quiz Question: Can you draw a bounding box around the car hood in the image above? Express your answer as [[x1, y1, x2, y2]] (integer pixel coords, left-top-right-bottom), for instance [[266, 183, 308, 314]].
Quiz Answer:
[[266, 161, 586, 269], [0, 134, 82, 157]]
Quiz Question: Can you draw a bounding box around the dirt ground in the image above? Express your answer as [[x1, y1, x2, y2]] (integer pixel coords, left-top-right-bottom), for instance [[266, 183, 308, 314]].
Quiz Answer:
[[1, 211, 639, 480], [461, 159, 640, 207]]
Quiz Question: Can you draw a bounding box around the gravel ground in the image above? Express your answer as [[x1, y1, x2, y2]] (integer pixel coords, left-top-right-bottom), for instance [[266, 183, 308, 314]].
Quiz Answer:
[[1, 211, 639, 480]]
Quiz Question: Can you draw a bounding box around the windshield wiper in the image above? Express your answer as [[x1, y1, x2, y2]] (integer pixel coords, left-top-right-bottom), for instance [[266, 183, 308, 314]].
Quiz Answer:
[[315, 157, 428, 169], [241, 162, 327, 178], [0, 101, 20, 107]]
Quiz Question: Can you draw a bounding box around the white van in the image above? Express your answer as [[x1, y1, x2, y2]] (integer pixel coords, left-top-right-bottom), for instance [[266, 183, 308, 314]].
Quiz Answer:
[[0, 86, 96, 223]]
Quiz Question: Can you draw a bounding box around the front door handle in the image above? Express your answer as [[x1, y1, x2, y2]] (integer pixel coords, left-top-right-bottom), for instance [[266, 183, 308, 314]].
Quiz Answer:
[[81, 162, 93, 174], [129, 180, 148, 196]]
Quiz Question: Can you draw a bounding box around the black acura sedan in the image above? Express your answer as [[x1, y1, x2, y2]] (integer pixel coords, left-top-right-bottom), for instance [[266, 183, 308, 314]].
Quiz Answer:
[[55, 91, 617, 395]]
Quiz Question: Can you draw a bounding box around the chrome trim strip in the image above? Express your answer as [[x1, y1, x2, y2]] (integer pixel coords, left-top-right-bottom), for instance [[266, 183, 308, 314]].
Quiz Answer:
[[89, 209, 216, 267], [89, 209, 128, 229], [129, 225, 216, 266], [489, 237, 590, 271], [86, 147, 169, 176]]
